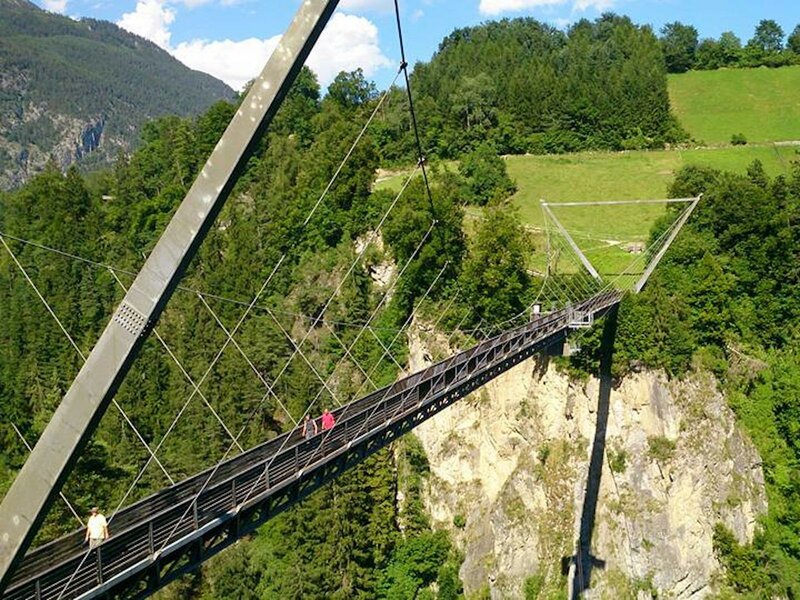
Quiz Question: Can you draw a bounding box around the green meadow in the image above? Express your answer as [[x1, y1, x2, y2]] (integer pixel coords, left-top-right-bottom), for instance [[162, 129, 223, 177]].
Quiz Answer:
[[668, 65, 800, 144], [376, 65, 800, 281]]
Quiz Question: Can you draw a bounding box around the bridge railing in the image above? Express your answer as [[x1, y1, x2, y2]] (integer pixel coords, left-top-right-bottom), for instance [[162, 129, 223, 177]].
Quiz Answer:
[[6, 290, 621, 600]]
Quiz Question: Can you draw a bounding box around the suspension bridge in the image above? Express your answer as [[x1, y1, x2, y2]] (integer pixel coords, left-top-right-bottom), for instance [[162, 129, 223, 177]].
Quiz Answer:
[[0, 1, 699, 598]]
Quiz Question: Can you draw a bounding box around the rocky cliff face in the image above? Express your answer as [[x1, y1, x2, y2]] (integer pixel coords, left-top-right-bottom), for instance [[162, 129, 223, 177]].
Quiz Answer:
[[408, 325, 767, 598]]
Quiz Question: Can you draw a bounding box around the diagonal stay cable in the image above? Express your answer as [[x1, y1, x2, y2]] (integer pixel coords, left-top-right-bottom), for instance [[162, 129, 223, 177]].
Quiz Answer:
[[0, 236, 174, 485], [302, 66, 403, 228], [10, 423, 85, 528], [393, 0, 436, 220], [323, 320, 379, 392], [53, 59, 412, 600], [350, 259, 449, 402], [292, 219, 437, 430], [196, 292, 298, 419], [103, 254, 289, 534], [0, 229, 413, 336], [109, 270, 244, 454], [154, 167, 427, 557], [367, 325, 406, 372], [262, 304, 344, 408], [235, 220, 439, 509]]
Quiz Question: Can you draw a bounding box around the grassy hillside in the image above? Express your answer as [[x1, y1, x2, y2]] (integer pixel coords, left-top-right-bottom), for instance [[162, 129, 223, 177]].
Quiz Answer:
[[668, 66, 800, 144], [377, 143, 797, 279]]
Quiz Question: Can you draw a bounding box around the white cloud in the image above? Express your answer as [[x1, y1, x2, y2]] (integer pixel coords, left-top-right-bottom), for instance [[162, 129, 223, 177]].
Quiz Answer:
[[173, 12, 391, 91], [308, 12, 392, 85], [117, 0, 175, 49], [173, 36, 281, 91], [116, 1, 390, 91], [339, 0, 390, 12], [42, 0, 68, 13], [573, 0, 615, 10], [478, 0, 616, 15]]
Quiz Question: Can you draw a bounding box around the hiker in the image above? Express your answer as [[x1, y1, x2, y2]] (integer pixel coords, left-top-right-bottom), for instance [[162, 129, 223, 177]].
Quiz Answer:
[[302, 414, 318, 440], [85, 506, 109, 549], [321, 408, 336, 431]]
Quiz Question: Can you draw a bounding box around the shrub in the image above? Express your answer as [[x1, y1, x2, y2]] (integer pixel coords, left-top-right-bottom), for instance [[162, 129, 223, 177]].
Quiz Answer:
[[647, 436, 676, 463], [608, 447, 628, 473], [731, 133, 747, 145]]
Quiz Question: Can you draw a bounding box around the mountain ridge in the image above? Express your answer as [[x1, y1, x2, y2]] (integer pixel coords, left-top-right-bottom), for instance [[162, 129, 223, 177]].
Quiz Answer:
[[0, 0, 234, 189]]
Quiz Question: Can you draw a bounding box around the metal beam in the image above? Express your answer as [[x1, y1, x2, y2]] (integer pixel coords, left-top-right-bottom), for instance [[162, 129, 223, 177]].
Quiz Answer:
[[633, 195, 701, 293], [544, 198, 697, 207], [541, 200, 602, 281], [0, 0, 340, 591]]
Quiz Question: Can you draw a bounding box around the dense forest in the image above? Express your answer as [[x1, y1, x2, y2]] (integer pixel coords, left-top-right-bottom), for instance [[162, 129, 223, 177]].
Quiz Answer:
[[0, 61, 494, 597], [375, 15, 684, 159], [1, 9, 800, 599], [660, 19, 800, 72]]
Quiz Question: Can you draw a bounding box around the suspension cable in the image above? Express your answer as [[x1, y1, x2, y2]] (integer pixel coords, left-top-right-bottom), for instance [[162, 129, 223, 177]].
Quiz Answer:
[[0, 236, 174, 485], [393, 0, 437, 220]]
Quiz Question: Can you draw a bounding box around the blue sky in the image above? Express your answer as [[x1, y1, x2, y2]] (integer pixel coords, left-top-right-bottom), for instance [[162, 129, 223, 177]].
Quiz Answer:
[[34, 0, 800, 91]]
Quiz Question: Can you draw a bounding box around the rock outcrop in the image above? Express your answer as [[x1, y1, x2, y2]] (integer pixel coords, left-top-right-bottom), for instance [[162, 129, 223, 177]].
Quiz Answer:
[[408, 326, 767, 598]]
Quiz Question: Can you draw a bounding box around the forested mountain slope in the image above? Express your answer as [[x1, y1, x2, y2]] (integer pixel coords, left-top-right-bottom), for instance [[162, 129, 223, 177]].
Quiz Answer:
[[0, 0, 233, 189]]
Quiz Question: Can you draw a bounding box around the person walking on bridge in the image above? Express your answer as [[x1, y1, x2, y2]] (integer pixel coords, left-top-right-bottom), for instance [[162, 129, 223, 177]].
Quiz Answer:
[[85, 507, 109, 549], [302, 413, 318, 440], [321, 408, 336, 431]]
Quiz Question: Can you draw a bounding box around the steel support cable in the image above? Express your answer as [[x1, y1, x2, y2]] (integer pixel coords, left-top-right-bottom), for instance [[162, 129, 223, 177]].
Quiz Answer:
[[0, 236, 175, 485], [392, 0, 437, 221], [445, 306, 474, 347], [196, 292, 298, 418], [235, 221, 437, 509], [303, 66, 403, 228], [10, 423, 85, 528], [323, 321, 380, 392], [348, 259, 449, 403], [367, 326, 406, 372], [334, 260, 452, 439], [265, 245, 447, 485], [602, 206, 687, 292], [154, 174, 428, 556], [346, 289, 556, 460], [53, 56, 410, 600], [276, 219, 439, 443], [109, 271, 245, 454], [95, 254, 289, 553], [262, 304, 345, 408], [246, 167, 421, 427], [0, 230, 412, 335], [428, 287, 461, 333]]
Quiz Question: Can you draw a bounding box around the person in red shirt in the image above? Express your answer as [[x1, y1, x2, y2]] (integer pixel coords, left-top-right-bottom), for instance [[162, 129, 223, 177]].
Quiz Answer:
[[321, 408, 336, 431]]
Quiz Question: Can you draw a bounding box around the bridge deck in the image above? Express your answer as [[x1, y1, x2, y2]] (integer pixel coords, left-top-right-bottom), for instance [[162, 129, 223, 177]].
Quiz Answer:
[[5, 291, 621, 600]]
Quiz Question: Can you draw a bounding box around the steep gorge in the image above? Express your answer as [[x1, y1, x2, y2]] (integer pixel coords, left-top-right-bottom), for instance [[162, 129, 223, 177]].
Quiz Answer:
[[408, 323, 767, 598]]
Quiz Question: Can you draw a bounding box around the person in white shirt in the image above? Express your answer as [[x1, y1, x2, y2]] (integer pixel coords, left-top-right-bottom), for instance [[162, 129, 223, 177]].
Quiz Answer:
[[85, 506, 109, 549]]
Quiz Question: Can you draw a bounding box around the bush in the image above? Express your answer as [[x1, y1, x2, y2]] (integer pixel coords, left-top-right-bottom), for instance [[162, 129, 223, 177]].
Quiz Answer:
[[647, 436, 676, 463], [608, 447, 628, 473], [453, 514, 466, 529], [731, 133, 747, 145]]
